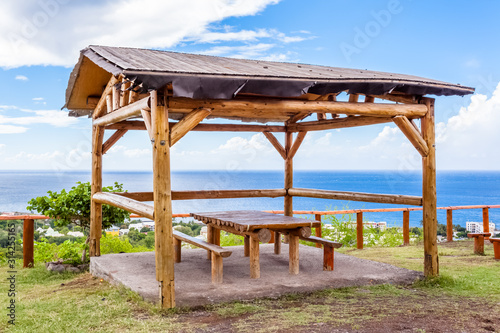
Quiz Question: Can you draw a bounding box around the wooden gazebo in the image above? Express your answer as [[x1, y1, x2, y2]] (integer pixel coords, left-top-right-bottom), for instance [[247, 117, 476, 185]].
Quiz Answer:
[[64, 45, 474, 308]]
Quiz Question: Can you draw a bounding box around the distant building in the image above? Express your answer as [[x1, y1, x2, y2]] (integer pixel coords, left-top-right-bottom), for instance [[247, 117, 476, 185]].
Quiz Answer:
[[466, 222, 496, 234], [119, 229, 129, 236], [44, 227, 63, 237], [67, 231, 84, 237], [129, 223, 144, 231]]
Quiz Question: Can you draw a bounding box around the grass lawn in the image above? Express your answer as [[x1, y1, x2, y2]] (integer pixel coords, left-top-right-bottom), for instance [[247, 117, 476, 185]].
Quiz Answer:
[[1, 239, 499, 332]]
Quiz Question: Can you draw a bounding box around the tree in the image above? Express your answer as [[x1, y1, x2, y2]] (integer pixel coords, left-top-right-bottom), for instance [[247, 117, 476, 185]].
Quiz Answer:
[[140, 227, 150, 233], [27, 181, 130, 262]]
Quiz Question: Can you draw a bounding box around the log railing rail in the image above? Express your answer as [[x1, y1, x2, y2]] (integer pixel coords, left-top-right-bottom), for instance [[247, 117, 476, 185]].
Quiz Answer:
[[3, 203, 497, 268]]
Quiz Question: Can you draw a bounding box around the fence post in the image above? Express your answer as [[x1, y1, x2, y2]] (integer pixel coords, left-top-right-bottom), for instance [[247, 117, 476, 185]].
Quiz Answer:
[[356, 212, 363, 250], [315, 214, 322, 248], [23, 219, 34, 268], [483, 208, 490, 240], [403, 210, 410, 246], [447, 209, 453, 242]]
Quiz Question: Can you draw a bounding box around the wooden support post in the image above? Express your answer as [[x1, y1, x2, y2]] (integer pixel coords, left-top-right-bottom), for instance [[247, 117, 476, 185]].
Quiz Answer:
[[170, 108, 211, 146], [211, 252, 223, 284], [23, 219, 34, 268], [356, 212, 363, 250], [483, 208, 490, 239], [250, 236, 260, 279], [206, 224, 213, 259], [422, 98, 439, 277], [474, 235, 485, 255], [244, 235, 250, 257], [102, 129, 128, 154], [323, 246, 334, 271], [174, 238, 181, 263], [447, 209, 453, 242], [274, 232, 281, 254], [90, 125, 104, 257], [262, 132, 286, 160], [289, 232, 300, 275], [213, 228, 221, 246], [112, 85, 120, 111], [403, 211, 410, 246], [315, 214, 322, 248], [284, 131, 293, 217], [268, 230, 275, 244], [151, 88, 175, 308]]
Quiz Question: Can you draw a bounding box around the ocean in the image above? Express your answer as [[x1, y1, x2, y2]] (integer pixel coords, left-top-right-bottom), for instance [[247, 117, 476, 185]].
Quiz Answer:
[[1, 170, 499, 229]]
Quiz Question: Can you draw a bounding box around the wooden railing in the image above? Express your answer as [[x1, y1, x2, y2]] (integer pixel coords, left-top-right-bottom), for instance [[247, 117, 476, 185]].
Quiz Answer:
[[2, 204, 498, 267]]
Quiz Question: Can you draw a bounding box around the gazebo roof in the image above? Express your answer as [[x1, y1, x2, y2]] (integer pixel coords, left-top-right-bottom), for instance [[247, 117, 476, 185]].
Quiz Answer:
[[65, 45, 474, 116]]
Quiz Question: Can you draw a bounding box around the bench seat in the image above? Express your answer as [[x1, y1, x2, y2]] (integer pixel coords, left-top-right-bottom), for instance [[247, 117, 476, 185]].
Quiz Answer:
[[467, 232, 491, 255], [173, 230, 232, 283], [299, 235, 342, 271], [489, 238, 500, 260]]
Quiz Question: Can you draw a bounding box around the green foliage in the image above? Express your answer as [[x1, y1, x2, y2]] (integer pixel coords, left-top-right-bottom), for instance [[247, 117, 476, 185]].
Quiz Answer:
[[173, 220, 202, 236], [220, 233, 244, 246], [127, 229, 146, 244], [58, 240, 83, 264], [140, 226, 150, 233], [34, 239, 58, 263], [175, 226, 194, 236], [27, 181, 130, 233], [437, 223, 447, 236], [100, 235, 134, 254]]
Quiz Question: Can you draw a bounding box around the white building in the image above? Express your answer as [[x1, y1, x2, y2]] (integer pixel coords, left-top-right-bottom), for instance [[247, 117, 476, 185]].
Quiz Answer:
[[67, 231, 84, 237], [129, 223, 144, 231], [466, 222, 496, 234], [119, 229, 129, 236]]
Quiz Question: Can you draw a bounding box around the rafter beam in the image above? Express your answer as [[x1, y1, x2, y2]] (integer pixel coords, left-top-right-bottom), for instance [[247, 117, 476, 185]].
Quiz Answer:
[[393, 115, 429, 157], [170, 108, 212, 146], [263, 132, 286, 160], [92, 76, 119, 119], [106, 121, 286, 132]]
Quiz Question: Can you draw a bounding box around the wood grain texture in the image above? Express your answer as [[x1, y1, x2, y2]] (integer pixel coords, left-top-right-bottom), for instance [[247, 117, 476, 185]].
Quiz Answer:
[[393, 115, 429, 157]]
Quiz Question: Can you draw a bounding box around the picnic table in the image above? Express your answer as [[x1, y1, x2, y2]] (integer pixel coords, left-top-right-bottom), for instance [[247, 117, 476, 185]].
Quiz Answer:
[[191, 210, 338, 278]]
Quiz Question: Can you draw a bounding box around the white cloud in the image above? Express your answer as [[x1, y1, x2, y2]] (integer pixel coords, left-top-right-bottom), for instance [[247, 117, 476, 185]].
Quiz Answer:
[[0, 108, 79, 127], [32, 97, 44, 101], [107, 145, 151, 158], [0, 124, 28, 134], [15, 75, 28, 81], [0, 0, 282, 68], [436, 82, 500, 169]]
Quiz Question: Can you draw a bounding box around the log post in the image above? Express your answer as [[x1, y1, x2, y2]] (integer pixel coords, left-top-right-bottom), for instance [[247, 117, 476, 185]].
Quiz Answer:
[[206, 224, 213, 259], [356, 212, 363, 250], [323, 246, 334, 271], [151, 88, 175, 308], [244, 235, 250, 257], [173, 238, 181, 263], [315, 214, 322, 248], [483, 208, 490, 239], [274, 232, 281, 254], [289, 232, 300, 275], [284, 131, 293, 217], [23, 219, 34, 268], [211, 252, 223, 284], [447, 209, 453, 242], [421, 98, 439, 277], [403, 210, 410, 246], [90, 125, 104, 257], [213, 228, 221, 246], [250, 236, 260, 278]]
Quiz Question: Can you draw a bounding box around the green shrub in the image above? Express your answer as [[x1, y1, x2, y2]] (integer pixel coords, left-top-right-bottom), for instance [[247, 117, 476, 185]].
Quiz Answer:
[[34, 239, 58, 263], [58, 240, 83, 264], [100, 235, 134, 254]]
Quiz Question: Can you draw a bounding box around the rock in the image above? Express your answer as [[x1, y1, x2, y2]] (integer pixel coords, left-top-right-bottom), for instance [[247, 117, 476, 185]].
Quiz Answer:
[[66, 266, 80, 273], [78, 264, 89, 271], [49, 263, 65, 273]]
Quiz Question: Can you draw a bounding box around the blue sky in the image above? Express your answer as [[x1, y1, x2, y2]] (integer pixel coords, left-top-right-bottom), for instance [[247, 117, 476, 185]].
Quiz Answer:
[[1, 0, 499, 171]]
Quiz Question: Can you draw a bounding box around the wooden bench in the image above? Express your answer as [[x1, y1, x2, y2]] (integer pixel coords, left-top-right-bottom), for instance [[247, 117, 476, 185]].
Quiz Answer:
[[299, 235, 342, 271], [467, 232, 491, 255], [490, 238, 500, 260], [172, 230, 232, 284]]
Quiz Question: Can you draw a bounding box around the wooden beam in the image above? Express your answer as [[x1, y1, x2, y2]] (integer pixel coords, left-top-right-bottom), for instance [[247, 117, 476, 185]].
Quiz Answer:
[[364, 96, 375, 103], [170, 108, 212, 146], [151, 89, 175, 308], [262, 132, 286, 160], [393, 115, 429, 157], [284, 131, 293, 216], [102, 129, 128, 154], [93, 76, 119, 119], [141, 109, 153, 140], [23, 219, 34, 268], [356, 212, 363, 249], [106, 121, 286, 132], [167, 97, 429, 118], [119, 79, 131, 108], [421, 98, 439, 277], [403, 210, 410, 245], [348, 94, 359, 103], [93, 97, 150, 127], [288, 112, 310, 123], [287, 116, 393, 132], [288, 188, 423, 206], [112, 84, 120, 111], [106, 95, 112, 115], [287, 131, 307, 160], [90, 125, 105, 257], [114, 189, 286, 201], [92, 192, 154, 220], [371, 93, 420, 104]]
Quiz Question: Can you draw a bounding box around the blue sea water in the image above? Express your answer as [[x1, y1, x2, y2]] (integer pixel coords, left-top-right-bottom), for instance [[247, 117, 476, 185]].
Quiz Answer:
[[0, 170, 499, 229]]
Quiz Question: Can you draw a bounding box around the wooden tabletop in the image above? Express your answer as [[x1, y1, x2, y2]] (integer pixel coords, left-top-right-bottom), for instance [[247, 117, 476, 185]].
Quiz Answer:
[[191, 210, 321, 232], [467, 233, 491, 237]]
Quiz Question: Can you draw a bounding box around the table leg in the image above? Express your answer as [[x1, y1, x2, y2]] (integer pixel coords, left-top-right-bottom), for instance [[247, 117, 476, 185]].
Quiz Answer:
[[213, 227, 221, 246], [244, 235, 250, 257], [289, 233, 299, 275], [173, 238, 182, 263], [206, 224, 213, 260], [274, 232, 281, 254], [474, 236, 485, 255], [250, 236, 260, 278], [323, 246, 334, 271]]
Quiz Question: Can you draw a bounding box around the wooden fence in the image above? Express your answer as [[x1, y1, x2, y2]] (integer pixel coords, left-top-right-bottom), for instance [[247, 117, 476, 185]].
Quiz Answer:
[[1, 204, 498, 267]]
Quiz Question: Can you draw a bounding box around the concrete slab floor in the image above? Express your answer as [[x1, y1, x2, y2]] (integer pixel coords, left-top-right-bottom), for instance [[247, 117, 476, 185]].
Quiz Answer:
[[90, 244, 423, 307]]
